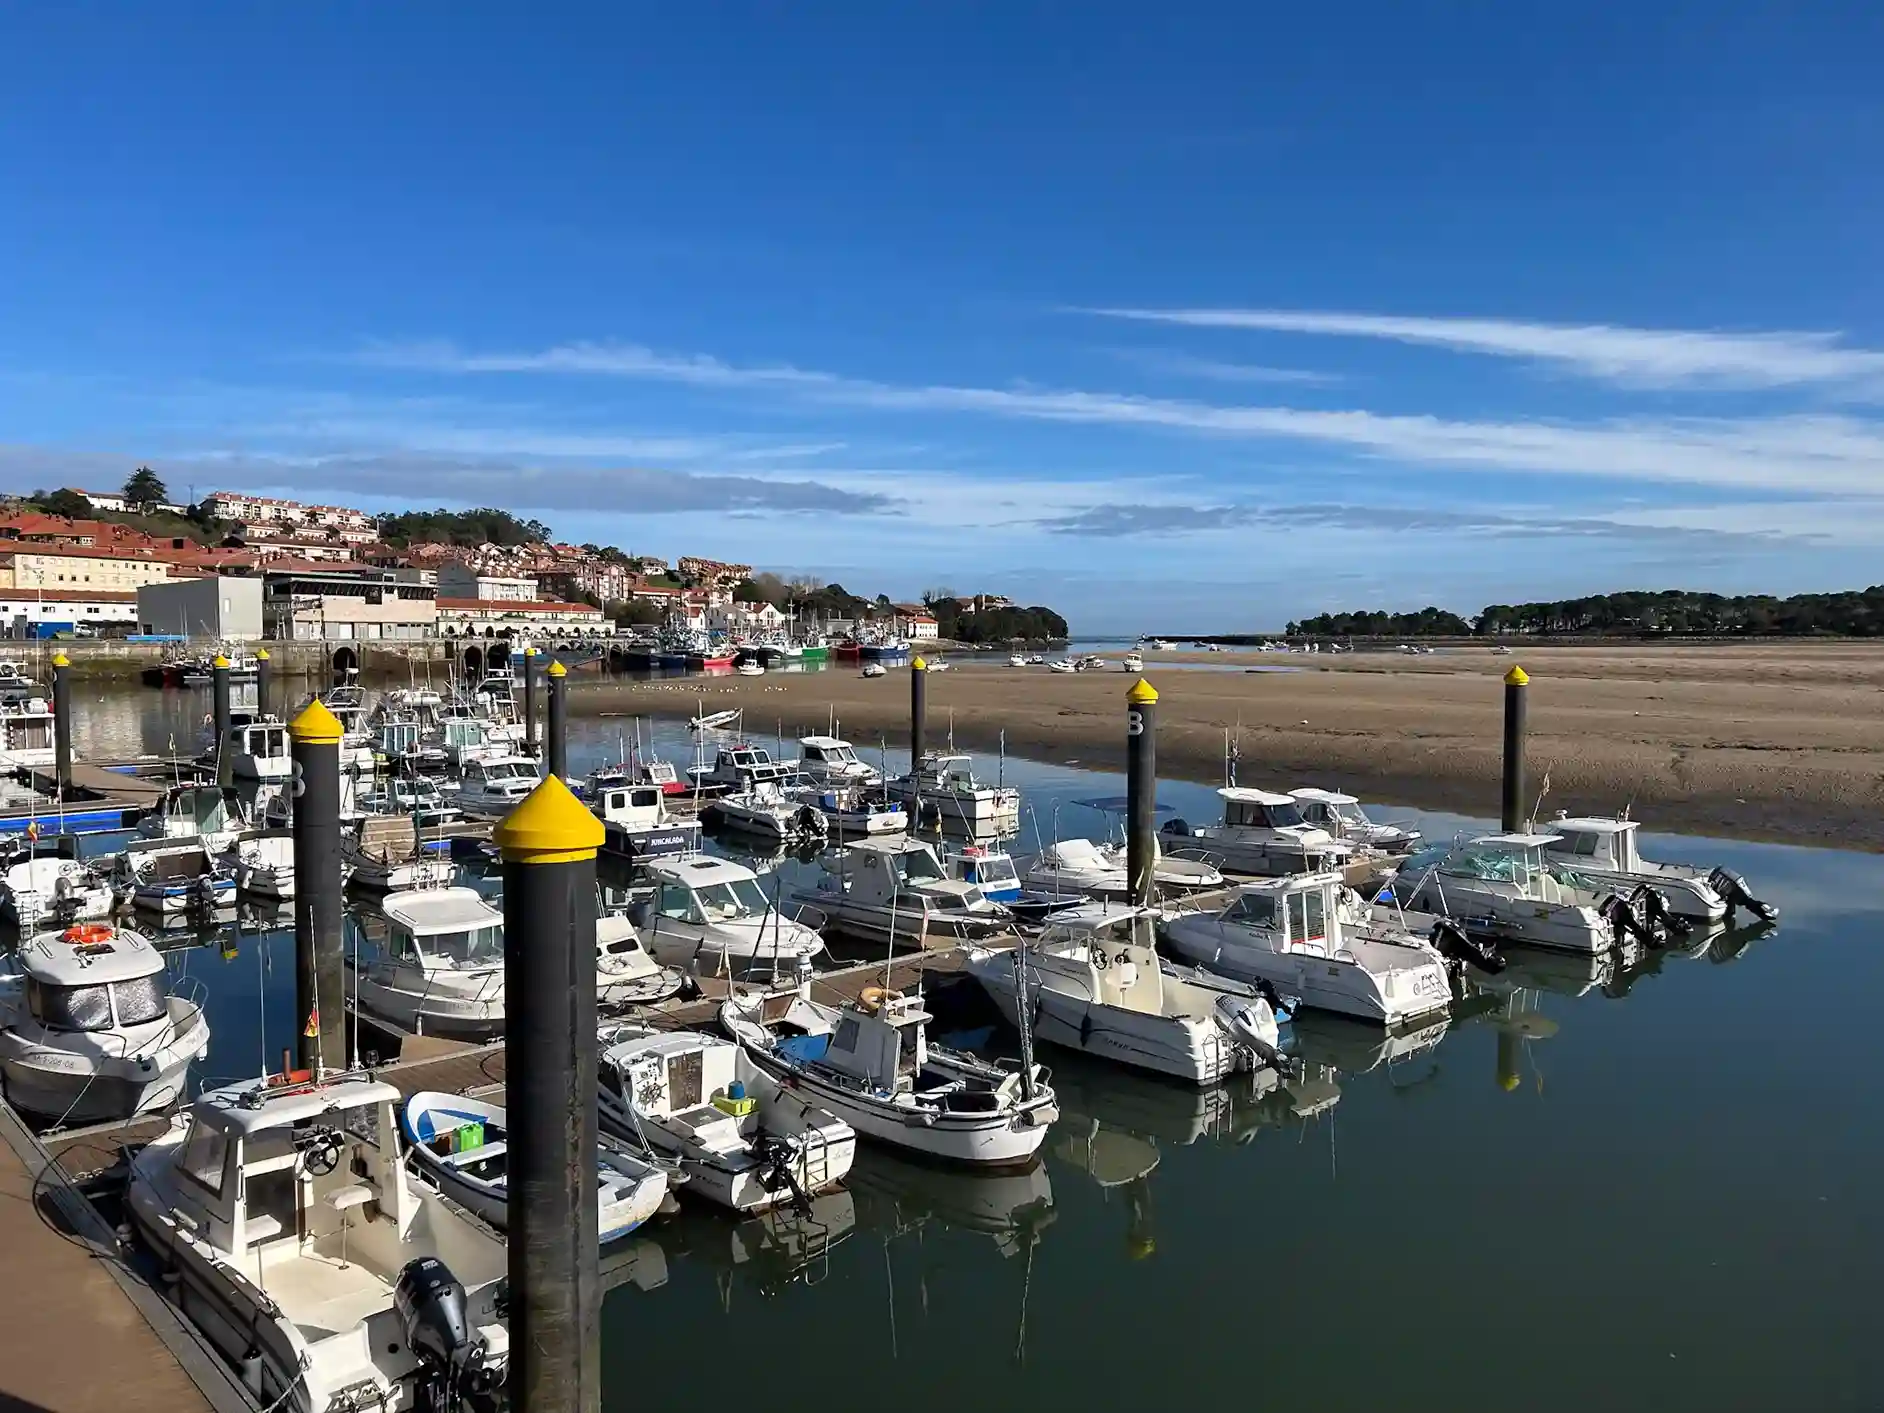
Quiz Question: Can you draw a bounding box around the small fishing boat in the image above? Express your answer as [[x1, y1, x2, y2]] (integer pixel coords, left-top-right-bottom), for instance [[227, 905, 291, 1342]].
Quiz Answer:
[[965, 908, 1283, 1084], [455, 754, 540, 818], [0, 922, 209, 1124], [736, 662, 766, 677], [807, 782, 907, 835], [888, 753, 1020, 832], [598, 1025, 856, 1213], [860, 662, 887, 679], [1162, 873, 1452, 1025], [798, 836, 1012, 945], [688, 743, 796, 794], [596, 910, 687, 1008], [128, 1072, 511, 1413], [1533, 814, 1776, 923], [944, 844, 1088, 924], [347, 887, 506, 1040], [1047, 659, 1078, 674], [794, 735, 882, 790], [356, 775, 463, 829], [1162, 787, 1356, 876], [1122, 653, 1144, 672], [232, 828, 297, 900], [403, 1091, 667, 1244], [593, 783, 701, 863], [0, 841, 114, 927], [1007, 654, 1027, 668], [721, 987, 1059, 1167], [119, 839, 237, 914], [691, 708, 743, 732], [344, 815, 455, 892], [709, 782, 829, 844], [1018, 836, 1225, 900]]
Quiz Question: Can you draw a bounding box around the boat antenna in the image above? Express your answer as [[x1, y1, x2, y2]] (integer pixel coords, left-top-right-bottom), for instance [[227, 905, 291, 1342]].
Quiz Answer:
[[1529, 770, 1552, 831], [998, 729, 1005, 789], [947, 707, 955, 753], [1010, 944, 1038, 1103]]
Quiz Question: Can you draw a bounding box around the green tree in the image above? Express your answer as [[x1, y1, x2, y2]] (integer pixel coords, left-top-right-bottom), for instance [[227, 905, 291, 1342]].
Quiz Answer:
[[30, 488, 93, 518], [123, 466, 168, 511], [608, 599, 664, 627], [732, 579, 767, 604]]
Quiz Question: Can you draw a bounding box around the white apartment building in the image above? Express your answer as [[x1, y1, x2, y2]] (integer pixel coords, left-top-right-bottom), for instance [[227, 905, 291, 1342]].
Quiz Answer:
[[436, 563, 539, 601]]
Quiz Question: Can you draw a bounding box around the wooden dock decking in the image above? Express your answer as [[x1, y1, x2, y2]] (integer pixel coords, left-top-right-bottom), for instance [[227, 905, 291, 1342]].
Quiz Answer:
[[0, 1103, 242, 1413]]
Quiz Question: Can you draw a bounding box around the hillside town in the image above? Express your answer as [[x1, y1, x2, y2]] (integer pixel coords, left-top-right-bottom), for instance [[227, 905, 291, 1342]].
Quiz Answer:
[[0, 476, 1057, 644]]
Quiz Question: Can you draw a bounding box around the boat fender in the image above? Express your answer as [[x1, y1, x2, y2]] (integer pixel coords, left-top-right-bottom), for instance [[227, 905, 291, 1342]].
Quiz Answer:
[[858, 986, 899, 1012]]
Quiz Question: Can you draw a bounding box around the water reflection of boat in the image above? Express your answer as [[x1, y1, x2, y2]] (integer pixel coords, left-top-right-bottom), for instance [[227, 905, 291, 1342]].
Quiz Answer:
[[647, 1191, 860, 1299], [1463, 941, 1638, 1000], [1043, 1049, 1302, 1149], [846, 1147, 1055, 1256], [1287, 1008, 1451, 1078]]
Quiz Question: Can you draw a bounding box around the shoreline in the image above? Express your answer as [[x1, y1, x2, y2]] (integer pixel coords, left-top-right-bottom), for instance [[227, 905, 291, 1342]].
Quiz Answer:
[[568, 643, 1884, 853]]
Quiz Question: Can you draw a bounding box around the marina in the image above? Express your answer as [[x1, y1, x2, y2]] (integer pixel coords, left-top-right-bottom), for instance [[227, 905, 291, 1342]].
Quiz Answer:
[[2, 662, 1880, 1413]]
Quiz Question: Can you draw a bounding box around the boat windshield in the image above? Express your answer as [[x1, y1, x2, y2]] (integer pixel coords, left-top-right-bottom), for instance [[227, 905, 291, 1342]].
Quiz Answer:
[[26, 979, 112, 1031], [1261, 801, 1308, 828], [898, 850, 945, 884], [693, 877, 772, 920], [1330, 801, 1370, 826], [826, 745, 858, 766], [111, 974, 168, 1025], [489, 762, 536, 783], [421, 924, 505, 966], [976, 855, 1017, 887]]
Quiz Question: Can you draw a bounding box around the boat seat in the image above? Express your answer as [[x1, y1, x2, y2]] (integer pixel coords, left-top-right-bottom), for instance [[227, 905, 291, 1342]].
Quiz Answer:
[[666, 1105, 747, 1154], [243, 1213, 283, 1243], [443, 1140, 507, 1168], [323, 1183, 375, 1213]]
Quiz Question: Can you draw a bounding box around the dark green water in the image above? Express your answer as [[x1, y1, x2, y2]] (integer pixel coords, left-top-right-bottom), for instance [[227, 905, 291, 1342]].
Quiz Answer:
[[83, 692, 1884, 1411]]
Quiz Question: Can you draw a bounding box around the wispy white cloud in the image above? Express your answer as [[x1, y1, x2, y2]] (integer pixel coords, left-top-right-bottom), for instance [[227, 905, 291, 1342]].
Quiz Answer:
[[1078, 307, 1884, 393], [1105, 348, 1341, 386], [361, 339, 1884, 495]]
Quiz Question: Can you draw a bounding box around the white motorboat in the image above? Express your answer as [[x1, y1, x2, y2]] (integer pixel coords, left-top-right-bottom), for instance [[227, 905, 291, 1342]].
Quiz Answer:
[[597, 1025, 856, 1213], [0, 923, 209, 1124], [1163, 787, 1356, 876], [356, 776, 463, 829], [720, 988, 1059, 1167], [402, 1091, 667, 1244], [0, 659, 36, 691], [119, 838, 238, 914], [233, 829, 297, 900], [1288, 788, 1422, 853], [692, 708, 743, 731], [1047, 659, 1078, 674], [593, 782, 701, 863], [736, 662, 766, 677], [860, 662, 887, 678], [794, 735, 882, 789], [128, 1072, 510, 1413], [805, 782, 908, 835], [965, 909, 1282, 1084], [798, 836, 1012, 946], [1392, 834, 1668, 953], [137, 783, 247, 857], [638, 855, 824, 983], [1162, 872, 1452, 1025], [344, 815, 455, 892], [1007, 654, 1027, 668], [455, 754, 540, 818], [347, 887, 506, 1040], [596, 910, 686, 1008], [1535, 814, 1776, 923], [709, 782, 830, 844], [888, 752, 1021, 831], [944, 844, 1089, 924], [0, 844, 114, 927], [1122, 653, 1144, 672], [1018, 836, 1225, 900], [688, 743, 796, 794]]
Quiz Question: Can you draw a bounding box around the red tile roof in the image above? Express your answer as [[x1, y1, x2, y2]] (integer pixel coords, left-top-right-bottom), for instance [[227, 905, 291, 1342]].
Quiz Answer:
[[436, 597, 603, 614], [0, 587, 138, 602]]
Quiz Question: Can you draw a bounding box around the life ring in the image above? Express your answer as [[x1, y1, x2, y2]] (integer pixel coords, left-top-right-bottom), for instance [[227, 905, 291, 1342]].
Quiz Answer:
[[857, 986, 901, 1012], [62, 923, 114, 944]]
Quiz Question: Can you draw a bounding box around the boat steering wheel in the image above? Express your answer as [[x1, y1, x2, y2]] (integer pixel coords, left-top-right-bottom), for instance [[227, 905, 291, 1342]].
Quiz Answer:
[[297, 1126, 345, 1177]]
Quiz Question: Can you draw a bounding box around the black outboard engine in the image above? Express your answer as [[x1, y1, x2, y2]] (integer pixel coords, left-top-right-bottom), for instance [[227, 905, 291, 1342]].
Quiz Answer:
[[1709, 867, 1779, 924], [396, 1257, 503, 1413], [1162, 818, 1192, 838], [1634, 885, 1692, 939], [1429, 918, 1506, 975], [1600, 893, 1657, 948]]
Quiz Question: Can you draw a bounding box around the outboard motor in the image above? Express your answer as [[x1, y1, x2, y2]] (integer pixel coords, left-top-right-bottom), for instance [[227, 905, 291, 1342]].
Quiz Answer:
[[1600, 893, 1657, 948], [751, 1130, 814, 1213], [1162, 818, 1192, 838], [1634, 885, 1692, 940], [1429, 918, 1506, 975], [1708, 867, 1779, 923], [396, 1257, 502, 1413]]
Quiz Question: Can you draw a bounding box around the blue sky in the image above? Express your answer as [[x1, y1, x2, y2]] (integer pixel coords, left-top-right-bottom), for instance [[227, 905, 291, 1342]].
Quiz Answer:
[[2, 4, 1882, 632]]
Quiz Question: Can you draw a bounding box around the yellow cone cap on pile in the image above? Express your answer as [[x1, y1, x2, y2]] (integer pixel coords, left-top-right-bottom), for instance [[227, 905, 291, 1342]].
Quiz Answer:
[[548, 659, 567, 678], [213, 654, 231, 669], [51, 652, 70, 669], [289, 699, 344, 745], [1127, 678, 1159, 705], [494, 775, 604, 864], [1504, 665, 1530, 687]]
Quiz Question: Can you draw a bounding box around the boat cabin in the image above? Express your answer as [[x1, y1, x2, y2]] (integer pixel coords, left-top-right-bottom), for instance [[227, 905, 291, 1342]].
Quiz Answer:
[[14, 927, 172, 1036], [907, 754, 987, 794], [600, 1031, 744, 1126], [220, 720, 291, 785], [1214, 873, 1348, 952], [378, 718, 424, 761], [460, 756, 538, 799], [646, 856, 774, 926], [1215, 787, 1317, 833], [160, 1076, 442, 1285], [595, 784, 697, 860], [139, 785, 243, 848], [0, 696, 55, 767], [702, 746, 794, 790], [1542, 817, 1642, 872], [597, 784, 669, 830], [788, 993, 933, 1093], [947, 845, 1020, 899], [797, 736, 873, 782], [380, 888, 505, 973], [835, 837, 987, 909], [1288, 789, 1368, 832]]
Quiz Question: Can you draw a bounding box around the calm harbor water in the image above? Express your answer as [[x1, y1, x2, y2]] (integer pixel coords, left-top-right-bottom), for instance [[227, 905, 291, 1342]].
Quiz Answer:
[[59, 690, 1884, 1410]]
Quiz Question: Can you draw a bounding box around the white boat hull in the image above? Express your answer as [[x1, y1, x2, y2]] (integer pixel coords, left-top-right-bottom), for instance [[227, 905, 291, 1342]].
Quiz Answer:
[[346, 968, 506, 1041], [1161, 922, 1449, 1026]]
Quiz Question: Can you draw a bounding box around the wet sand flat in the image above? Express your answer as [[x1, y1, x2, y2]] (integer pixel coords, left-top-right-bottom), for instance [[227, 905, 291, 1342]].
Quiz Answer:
[[569, 643, 1884, 850]]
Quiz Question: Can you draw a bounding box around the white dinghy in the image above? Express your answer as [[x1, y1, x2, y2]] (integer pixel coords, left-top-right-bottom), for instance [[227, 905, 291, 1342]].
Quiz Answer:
[[720, 986, 1058, 1168], [598, 1024, 855, 1213], [403, 1090, 667, 1245]]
